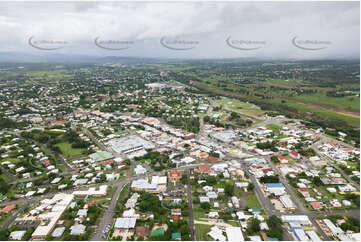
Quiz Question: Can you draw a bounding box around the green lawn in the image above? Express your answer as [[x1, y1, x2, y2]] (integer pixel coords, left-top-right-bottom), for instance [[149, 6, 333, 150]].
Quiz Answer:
[[194, 80, 360, 127], [195, 224, 212, 241], [266, 124, 281, 131], [245, 195, 262, 209], [216, 97, 265, 116], [217, 97, 257, 109], [193, 208, 207, 220], [55, 142, 86, 158], [270, 99, 360, 127], [291, 93, 360, 113]]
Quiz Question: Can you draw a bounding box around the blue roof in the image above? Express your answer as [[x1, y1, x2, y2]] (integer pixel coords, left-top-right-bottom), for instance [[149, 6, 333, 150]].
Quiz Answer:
[[266, 183, 284, 188]]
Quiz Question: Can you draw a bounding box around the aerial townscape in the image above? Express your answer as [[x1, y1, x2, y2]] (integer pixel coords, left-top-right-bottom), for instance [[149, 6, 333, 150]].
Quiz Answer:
[[0, 60, 359, 242], [0, 1, 360, 242]]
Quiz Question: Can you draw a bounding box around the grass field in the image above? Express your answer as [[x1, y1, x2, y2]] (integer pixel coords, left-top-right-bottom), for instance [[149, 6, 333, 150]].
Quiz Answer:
[[193, 78, 360, 128], [216, 97, 266, 116], [291, 93, 360, 112], [270, 99, 360, 127], [195, 224, 212, 241], [55, 142, 86, 158], [266, 124, 282, 131], [245, 195, 262, 209]]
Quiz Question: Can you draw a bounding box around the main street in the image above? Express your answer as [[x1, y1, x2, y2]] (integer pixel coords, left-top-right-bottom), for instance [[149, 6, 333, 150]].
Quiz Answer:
[[186, 169, 195, 241]]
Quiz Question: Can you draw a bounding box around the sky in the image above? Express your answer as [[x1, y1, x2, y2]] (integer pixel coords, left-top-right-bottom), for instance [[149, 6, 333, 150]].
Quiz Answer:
[[0, 1, 359, 59]]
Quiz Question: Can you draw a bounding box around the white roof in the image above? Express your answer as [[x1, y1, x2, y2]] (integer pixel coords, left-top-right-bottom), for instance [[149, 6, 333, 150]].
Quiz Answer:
[[51, 177, 62, 184], [52, 227, 65, 237], [152, 176, 167, 185], [114, 217, 136, 229], [305, 230, 321, 241], [70, 224, 86, 235], [123, 208, 136, 218], [248, 235, 262, 241], [208, 226, 226, 241], [293, 228, 309, 241], [225, 227, 244, 242], [10, 231, 26, 240], [281, 215, 310, 224]]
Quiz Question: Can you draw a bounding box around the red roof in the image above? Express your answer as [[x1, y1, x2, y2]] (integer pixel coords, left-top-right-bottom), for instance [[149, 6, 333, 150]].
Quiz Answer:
[[298, 188, 307, 192], [207, 156, 219, 162], [0, 204, 16, 213], [290, 150, 299, 157], [198, 164, 210, 171], [277, 155, 286, 160], [344, 148, 355, 152], [168, 170, 182, 179], [310, 202, 323, 209], [136, 226, 149, 237]]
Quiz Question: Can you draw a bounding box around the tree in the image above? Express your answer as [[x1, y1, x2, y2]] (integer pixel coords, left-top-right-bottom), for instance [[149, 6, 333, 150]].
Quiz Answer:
[[266, 215, 283, 240], [271, 155, 280, 163], [225, 183, 234, 197], [247, 218, 261, 234], [248, 183, 255, 191], [312, 177, 323, 186], [200, 202, 211, 210]]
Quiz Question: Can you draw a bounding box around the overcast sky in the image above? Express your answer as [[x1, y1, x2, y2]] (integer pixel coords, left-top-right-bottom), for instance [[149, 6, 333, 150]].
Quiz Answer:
[[0, 1, 359, 59]]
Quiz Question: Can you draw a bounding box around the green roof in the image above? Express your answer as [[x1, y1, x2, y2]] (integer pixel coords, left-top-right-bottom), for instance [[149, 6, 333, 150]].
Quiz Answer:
[[114, 131, 128, 135], [172, 233, 181, 239], [89, 151, 113, 162], [0, 194, 7, 201], [152, 227, 164, 236], [267, 237, 279, 241]]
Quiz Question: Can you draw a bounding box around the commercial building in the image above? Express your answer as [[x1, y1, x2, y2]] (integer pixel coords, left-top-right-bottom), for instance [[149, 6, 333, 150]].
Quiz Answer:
[[72, 185, 108, 197], [265, 183, 286, 196], [168, 170, 182, 182], [89, 151, 114, 162], [280, 195, 296, 210], [114, 218, 137, 230], [105, 135, 155, 154], [31, 193, 74, 240]]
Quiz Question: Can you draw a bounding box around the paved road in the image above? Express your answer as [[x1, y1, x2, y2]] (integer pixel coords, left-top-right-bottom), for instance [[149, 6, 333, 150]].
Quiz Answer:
[[312, 140, 359, 187], [91, 181, 128, 241], [11, 131, 74, 173], [186, 169, 195, 241], [0, 201, 33, 231]]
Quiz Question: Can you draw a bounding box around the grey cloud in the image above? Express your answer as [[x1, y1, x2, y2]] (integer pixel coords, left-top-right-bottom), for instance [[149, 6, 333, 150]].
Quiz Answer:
[[0, 1, 358, 59]]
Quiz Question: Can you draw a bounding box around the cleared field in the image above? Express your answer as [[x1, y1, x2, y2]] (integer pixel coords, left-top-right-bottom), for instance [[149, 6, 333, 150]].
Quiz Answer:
[[193, 77, 360, 128], [245, 194, 262, 209], [290, 93, 360, 113], [270, 99, 360, 127], [216, 97, 266, 116], [55, 142, 86, 158], [195, 224, 212, 241]]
